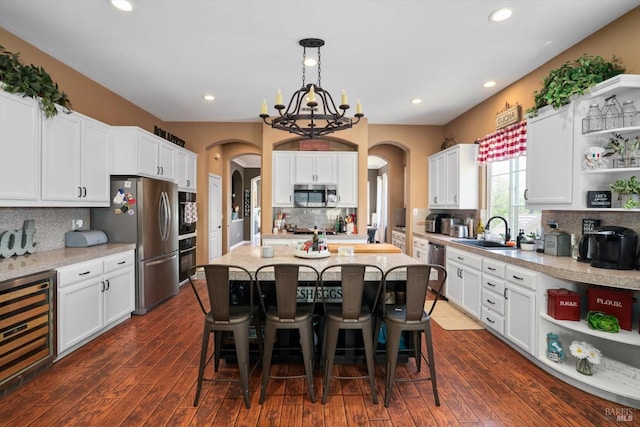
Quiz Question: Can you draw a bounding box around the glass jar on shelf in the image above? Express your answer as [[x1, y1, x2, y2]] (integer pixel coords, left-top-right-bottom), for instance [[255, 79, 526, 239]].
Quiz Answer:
[[602, 95, 622, 130], [583, 103, 602, 133], [622, 100, 639, 127]]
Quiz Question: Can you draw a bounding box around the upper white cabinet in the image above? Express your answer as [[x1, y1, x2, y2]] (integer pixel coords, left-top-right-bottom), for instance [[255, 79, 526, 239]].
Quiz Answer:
[[294, 151, 337, 184], [428, 144, 478, 209], [272, 150, 358, 207], [272, 151, 295, 207], [0, 91, 41, 204], [176, 146, 197, 192], [111, 126, 176, 181], [41, 109, 110, 206], [525, 104, 575, 207], [336, 152, 358, 207]]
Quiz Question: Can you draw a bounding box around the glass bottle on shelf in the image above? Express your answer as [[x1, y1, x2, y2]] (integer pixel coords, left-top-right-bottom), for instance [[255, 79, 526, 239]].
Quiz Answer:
[[622, 100, 638, 127], [585, 103, 602, 133], [602, 95, 622, 130]]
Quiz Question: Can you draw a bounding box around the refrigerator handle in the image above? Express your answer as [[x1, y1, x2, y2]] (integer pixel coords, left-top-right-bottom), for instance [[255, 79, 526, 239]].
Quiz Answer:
[[164, 191, 172, 242], [159, 191, 169, 242]]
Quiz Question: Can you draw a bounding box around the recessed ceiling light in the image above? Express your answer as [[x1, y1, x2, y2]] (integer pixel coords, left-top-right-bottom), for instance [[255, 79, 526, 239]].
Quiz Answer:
[[411, 98, 422, 104], [483, 81, 496, 88], [303, 57, 317, 67], [110, 0, 133, 12], [489, 7, 512, 22], [203, 94, 215, 102]]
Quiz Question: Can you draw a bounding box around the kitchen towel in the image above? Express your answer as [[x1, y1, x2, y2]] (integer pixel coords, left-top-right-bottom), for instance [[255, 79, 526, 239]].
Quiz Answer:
[[184, 201, 198, 223]]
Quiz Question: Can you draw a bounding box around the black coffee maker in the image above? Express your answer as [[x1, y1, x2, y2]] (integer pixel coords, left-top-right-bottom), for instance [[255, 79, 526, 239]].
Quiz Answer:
[[589, 226, 639, 270]]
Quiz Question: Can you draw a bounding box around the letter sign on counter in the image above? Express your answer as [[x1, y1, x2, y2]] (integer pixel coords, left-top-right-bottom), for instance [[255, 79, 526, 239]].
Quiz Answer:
[[0, 219, 38, 258]]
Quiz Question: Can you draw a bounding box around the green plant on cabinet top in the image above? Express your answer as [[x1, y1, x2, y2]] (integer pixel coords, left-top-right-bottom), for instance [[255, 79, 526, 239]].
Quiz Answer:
[[526, 54, 625, 117], [0, 45, 72, 118]]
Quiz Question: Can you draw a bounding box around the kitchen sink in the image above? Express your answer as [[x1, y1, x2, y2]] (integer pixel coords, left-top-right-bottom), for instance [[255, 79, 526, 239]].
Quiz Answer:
[[452, 239, 519, 250]]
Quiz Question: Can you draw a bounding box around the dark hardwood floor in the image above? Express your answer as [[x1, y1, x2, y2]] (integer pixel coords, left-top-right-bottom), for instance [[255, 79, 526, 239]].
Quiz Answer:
[[0, 277, 635, 426]]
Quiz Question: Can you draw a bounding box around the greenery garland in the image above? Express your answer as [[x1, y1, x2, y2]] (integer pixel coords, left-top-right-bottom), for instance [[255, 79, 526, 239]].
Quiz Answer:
[[0, 45, 72, 118]]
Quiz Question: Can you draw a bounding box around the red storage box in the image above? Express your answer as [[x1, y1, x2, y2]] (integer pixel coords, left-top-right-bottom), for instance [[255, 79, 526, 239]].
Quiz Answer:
[[587, 286, 636, 331], [547, 288, 580, 321]]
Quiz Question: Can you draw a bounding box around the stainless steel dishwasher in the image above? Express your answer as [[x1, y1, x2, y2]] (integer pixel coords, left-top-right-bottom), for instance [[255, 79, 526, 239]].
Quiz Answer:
[[428, 242, 446, 298]]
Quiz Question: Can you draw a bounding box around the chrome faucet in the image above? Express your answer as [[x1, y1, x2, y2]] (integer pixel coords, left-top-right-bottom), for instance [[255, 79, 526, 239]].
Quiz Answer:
[[486, 216, 511, 244]]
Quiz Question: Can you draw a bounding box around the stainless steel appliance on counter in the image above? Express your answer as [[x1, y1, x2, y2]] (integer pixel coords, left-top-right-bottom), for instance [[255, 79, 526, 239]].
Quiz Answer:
[[91, 177, 179, 314], [424, 213, 449, 233]]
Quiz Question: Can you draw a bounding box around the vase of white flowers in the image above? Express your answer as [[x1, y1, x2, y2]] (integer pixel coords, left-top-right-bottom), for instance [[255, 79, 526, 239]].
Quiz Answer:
[[570, 340, 602, 376]]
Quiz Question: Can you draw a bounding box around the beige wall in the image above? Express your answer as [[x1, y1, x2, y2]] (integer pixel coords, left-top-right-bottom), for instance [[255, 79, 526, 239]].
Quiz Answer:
[[3, 6, 639, 262]]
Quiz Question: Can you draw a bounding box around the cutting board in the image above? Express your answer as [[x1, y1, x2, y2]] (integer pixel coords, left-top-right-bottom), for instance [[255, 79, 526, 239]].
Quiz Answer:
[[327, 243, 401, 254]]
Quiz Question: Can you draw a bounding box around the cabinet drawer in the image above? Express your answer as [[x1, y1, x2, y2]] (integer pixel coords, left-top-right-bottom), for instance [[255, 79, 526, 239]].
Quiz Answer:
[[446, 247, 482, 270], [57, 260, 103, 287], [481, 288, 505, 316], [482, 258, 505, 278], [506, 265, 536, 291], [104, 251, 135, 272], [481, 273, 505, 295], [481, 306, 504, 334], [412, 237, 428, 249]]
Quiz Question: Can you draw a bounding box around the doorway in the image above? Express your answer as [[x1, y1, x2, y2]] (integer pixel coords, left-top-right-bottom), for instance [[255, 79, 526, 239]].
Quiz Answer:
[[251, 176, 261, 246], [208, 174, 222, 262]]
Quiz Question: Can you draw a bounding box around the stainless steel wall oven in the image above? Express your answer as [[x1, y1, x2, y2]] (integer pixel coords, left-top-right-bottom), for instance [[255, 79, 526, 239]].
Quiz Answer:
[[178, 191, 197, 282]]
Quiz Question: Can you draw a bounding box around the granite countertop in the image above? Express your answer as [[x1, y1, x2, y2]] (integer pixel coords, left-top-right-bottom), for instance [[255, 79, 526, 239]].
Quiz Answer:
[[413, 231, 639, 290], [263, 232, 367, 241], [0, 243, 136, 283]]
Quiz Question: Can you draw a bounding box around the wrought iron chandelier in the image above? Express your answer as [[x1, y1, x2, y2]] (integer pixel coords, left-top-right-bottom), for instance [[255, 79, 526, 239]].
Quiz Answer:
[[260, 38, 363, 139]]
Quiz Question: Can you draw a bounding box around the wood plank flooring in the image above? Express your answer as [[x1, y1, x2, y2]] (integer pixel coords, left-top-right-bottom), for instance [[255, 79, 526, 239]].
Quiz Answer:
[[0, 278, 635, 426]]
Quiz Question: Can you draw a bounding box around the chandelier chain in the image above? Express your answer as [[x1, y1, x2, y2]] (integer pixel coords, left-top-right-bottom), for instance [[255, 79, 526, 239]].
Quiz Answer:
[[302, 46, 306, 88], [317, 46, 321, 88]]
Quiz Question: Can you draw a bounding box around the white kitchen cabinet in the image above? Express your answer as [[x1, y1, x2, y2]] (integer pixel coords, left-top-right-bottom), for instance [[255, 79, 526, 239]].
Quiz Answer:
[[445, 246, 482, 318], [336, 152, 358, 207], [111, 126, 176, 181], [0, 91, 41, 204], [525, 104, 575, 207], [480, 258, 506, 333], [294, 151, 337, 184], [41, 110, 110, 206], [176, 147, 197, 192], [391, 230, 406, 253], [428, 144, 478, 209], [56, 250, 135, 359], [504, 264, 537, 356], [412, 236, 429, 264], [272, 151, 295, 206]]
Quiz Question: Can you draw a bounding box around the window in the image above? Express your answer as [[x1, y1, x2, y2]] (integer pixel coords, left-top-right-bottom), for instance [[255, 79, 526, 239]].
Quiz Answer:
[[486, 156, 540, 240]]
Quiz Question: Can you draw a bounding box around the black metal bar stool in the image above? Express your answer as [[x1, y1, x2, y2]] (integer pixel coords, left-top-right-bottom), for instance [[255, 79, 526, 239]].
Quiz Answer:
[[187, 264, 262, 409], [319, 263, 383, 404], [255, 263, 319, 404], [375, 264, 447, 407]]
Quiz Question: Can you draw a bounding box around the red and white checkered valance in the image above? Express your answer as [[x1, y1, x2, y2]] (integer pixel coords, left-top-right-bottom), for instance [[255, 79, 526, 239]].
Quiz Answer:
[[476, 120, 527, 165]]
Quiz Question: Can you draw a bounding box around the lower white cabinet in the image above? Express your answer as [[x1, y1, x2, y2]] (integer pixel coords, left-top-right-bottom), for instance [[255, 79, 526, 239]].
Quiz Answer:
[[504, 264, 537, 356], [56, 250, 135, 359], [480, 258, 506, 334], [445, 247, 482, 318]]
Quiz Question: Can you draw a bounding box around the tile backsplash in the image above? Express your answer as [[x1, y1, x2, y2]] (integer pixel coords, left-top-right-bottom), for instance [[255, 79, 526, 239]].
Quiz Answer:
[[0, 208, 90, 252]]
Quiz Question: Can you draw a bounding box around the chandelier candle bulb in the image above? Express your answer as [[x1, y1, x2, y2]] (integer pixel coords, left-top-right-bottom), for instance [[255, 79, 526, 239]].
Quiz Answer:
[[276, 89, 283, 106], [308, 85, 316, 103], [261, 99, 267, 115], [341, 90, 348, 106], [356, 100, 362, 115]]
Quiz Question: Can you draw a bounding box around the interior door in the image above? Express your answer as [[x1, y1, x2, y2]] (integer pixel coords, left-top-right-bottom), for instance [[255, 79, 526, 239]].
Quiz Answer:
[[208, 174, 222, 262]]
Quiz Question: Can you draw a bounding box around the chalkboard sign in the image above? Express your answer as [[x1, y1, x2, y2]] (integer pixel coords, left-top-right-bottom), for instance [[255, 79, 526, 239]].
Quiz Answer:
[[587, 191, 611, 208], [243, 189, 251, 217], [582, 219, 602, 234]]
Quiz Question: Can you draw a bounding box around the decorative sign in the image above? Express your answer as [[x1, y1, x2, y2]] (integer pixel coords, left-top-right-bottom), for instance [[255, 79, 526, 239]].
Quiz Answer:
[[587, 191, 612, 208], [243, 188, 251, 217], [582, 219, 602, 234], [299, 140, 330, 151], [495, 103, 522, 130], [0, 220, 38, 258], [153, 125, 186, 147]]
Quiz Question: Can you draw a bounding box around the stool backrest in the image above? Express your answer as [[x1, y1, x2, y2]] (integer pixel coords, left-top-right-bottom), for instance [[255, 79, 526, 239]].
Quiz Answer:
[[187, 264, 253, 321], [320, 264, 383, 320], [384, 264, 448, 321], [256, 263, 320, 321]]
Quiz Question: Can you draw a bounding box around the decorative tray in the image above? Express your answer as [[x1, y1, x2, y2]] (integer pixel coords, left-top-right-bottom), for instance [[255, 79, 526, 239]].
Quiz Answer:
[[294, 249, 331, 259]]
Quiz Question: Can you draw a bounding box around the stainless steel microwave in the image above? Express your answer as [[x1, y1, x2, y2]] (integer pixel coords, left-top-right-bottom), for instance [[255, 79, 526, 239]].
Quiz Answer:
[[293, 184, 337, 208]]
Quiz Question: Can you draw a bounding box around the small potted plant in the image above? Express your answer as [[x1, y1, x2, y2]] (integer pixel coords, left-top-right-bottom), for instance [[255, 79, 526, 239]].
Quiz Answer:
[[609, 175, 640, 209], [520, 233, 537, 251]]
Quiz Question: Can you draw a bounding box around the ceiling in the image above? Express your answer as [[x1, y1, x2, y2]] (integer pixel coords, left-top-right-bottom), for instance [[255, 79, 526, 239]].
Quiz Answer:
[[0, 1, 638, 127]]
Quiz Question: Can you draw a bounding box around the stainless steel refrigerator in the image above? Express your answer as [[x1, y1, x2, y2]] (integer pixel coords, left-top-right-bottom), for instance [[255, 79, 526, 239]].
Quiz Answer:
[[91, 176, 179, 314]]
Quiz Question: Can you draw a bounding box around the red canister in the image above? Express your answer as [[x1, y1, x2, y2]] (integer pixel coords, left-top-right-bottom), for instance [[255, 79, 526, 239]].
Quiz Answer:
[[547, 288, 581, 321], [587, 286, 636, 331]]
